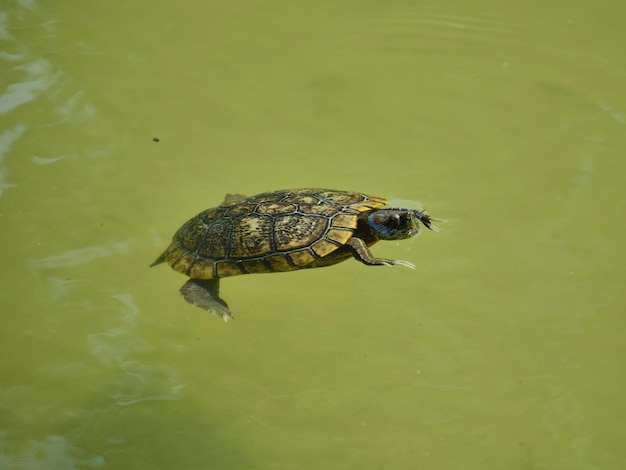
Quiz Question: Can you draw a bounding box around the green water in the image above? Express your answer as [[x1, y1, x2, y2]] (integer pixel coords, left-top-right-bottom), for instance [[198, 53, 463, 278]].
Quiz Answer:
[[2, 0, 625, 468]]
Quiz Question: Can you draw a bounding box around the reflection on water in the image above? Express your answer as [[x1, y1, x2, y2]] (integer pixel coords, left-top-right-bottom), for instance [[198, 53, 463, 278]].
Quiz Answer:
[[87, 293, 185, 406], [0, 433, 104, 469], [0, 58, 59, 115], [0, 126, 23, 196], [28, 242, 133, 270]]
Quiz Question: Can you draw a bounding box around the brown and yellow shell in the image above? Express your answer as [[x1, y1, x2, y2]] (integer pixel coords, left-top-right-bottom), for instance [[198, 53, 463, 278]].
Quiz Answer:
[[153, 189, 387, 279]]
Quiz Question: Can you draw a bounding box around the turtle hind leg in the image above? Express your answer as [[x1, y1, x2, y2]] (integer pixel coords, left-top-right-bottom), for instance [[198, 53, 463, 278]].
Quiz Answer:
[[180, 279, 234, 322]]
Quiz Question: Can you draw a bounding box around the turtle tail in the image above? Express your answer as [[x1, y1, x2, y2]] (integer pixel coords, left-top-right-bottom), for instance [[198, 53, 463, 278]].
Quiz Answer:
[[150, 251, 167, 267]]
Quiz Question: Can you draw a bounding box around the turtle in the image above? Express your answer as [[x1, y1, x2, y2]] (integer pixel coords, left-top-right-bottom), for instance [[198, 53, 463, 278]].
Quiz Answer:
[[151, 188, 439, 321]]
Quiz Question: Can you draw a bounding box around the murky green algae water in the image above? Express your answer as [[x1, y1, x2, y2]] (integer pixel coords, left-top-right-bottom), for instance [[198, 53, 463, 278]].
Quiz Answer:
[[2, 0, 625, 468]]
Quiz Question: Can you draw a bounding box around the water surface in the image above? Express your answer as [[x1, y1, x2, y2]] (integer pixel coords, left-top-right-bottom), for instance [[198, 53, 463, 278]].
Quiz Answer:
[[1, 0, 625, 468]]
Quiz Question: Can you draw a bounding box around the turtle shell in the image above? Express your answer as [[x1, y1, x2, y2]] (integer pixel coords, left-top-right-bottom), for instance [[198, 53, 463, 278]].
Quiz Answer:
[[154, 189, 388, 279]]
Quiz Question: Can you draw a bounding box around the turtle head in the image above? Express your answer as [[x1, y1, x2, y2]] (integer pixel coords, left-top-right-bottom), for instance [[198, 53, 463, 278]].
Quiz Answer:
[[367, 209, 439, 240]]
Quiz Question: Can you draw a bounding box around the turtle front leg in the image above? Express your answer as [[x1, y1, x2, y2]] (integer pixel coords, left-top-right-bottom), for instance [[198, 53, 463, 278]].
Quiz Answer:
[[180, 279, 234, 322], [347, 237, 415, 270]]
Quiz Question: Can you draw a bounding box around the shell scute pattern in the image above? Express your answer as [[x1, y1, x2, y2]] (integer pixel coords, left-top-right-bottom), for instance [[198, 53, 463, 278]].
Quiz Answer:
[[198, 220, 229, 259], [229, 214, 273, 258], [255, 203, 297, 215], [287, 249, 316, 266], [273, 214, 326, 251], [163, 189, 389, 280]]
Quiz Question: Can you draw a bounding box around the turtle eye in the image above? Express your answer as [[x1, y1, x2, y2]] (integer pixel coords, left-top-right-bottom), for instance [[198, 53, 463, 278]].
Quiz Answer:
[[385, 213, 402, 229], [368, 211, 405, 238], [390, 214, 401, 227], [373, 213, 399, 229], [373, 214, 391, 226]]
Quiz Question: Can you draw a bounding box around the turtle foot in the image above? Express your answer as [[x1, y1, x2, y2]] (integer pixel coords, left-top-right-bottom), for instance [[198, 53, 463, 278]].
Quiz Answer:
[[180, 279, 234, 322], [391, 259, 416, 269]]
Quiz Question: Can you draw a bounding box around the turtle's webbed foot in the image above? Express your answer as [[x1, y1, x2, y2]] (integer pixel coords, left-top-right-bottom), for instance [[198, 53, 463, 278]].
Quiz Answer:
[[180, 279, 234, 322]]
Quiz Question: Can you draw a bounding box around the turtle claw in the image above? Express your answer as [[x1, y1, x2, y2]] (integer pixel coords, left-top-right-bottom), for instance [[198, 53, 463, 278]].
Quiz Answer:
[[180, 279, 234, 322], [393, 259, 416, 270]]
